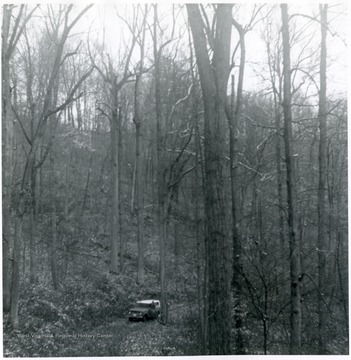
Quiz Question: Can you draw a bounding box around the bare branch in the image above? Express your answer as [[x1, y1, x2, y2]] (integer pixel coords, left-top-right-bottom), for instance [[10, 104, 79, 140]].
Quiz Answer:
[[96, 107, 111, 122], [169, 166, 195, 188], [11, 105, 32, 146], [7, 5, 39, 59], [47, 67, 94, 117]]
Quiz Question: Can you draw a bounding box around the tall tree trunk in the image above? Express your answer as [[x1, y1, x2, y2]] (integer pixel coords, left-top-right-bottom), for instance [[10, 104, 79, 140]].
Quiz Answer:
[[187, 4, 233, 354], [225, 15, 246, 352], [110, 79, 120, 274], [154, 4, 168, 324], [281, 4, 302, 354], [11, 210, 24, 328], [11, 150, 36, 327], [135, 119, 144, 283], [227, 75, 244, 354], [274, 99, 285, 255], [135, 8, 147, 283], [2, 5, 13, 314], [130, 162, 136, 215], [118, 107, 124, 272], [317, 4, 328, 354], [8, 4, 93, 327], [29, 168, 38, 284], [50, 192, 59, 290], [194, 101, 206, 353], [189, 32, 206, 351], [267, 41, 285, 256]]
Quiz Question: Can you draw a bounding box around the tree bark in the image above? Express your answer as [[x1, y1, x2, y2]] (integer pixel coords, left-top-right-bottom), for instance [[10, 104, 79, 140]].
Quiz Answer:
[[187, 4, 233, 355], [50, 193, 59, 290], [2, 4, 14, 314], [2, 3, 35, 315], [317, 4, 328, 354], [225, 15, 246, 352], [194, 100, 206, 353], [134, 8, 147, 284], [29, 168, 38, 284], [118, 107, 124, 273], [154, 4, 168, 324], [281, 4, 302, 354], [110, 79, 120, 274], [135, 118, 144, 283]]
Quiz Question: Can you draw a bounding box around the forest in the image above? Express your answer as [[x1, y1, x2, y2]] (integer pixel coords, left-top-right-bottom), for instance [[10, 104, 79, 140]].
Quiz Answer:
[[2, 3, 348, 356]]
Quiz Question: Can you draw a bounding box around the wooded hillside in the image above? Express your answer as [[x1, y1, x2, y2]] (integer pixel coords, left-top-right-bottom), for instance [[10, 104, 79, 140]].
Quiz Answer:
[[2, 4, 348, 356]]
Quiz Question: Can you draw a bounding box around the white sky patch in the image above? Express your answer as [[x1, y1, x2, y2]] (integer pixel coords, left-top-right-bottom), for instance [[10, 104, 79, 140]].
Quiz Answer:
[[68, 3, 348, 102]]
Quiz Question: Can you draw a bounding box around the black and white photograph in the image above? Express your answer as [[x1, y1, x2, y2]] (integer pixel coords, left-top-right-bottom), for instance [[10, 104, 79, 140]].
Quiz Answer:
[[2, 2, 348, 357]]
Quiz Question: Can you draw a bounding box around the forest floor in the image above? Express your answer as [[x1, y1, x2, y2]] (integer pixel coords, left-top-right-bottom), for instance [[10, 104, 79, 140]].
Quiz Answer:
[[4, 310, 197, 357], [3, 234, 199, 357], [3, 213, 199, 356]]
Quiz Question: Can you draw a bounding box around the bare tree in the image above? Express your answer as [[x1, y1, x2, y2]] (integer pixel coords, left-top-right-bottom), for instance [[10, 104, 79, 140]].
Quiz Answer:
[[9, 4, 93, 328], [132, 5, 148, 285], [187, 4, 233, 354], [317, 4, 328, 354], [89, 16, 138, 273], [153, 3, 168, 324], [281, 4, 302, 354], [2, 4, 37, 313]]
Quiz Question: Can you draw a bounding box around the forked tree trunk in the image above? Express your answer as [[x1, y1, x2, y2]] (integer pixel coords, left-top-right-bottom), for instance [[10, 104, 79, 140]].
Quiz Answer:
[[8, 4, 93, 327], [225, 16, 246, 351], [187, 4, 233, 354]]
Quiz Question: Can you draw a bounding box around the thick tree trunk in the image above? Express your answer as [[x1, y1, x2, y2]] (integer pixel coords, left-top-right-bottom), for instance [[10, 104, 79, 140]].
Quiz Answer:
[[8, 4, 93, 327], [189, 34, 206, 351], [194, 105, 206, 353], [10, 152, 35, 327], [187, 4, 232, 355], [2, 5, 13, 314], [227, 74, 242, 349], [51, 198, 59, 290], [281, 4, 302, 354], [29, 171, 38, 284], [317, 4, 328, 354], [10, 214, 23, 328], [225, 19, 246, 351], [134, 12, 147, 283]]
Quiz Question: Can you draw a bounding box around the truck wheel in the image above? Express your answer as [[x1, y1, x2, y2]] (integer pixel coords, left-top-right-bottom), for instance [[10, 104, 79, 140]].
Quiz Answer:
[[143, 315, 148, 322]]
